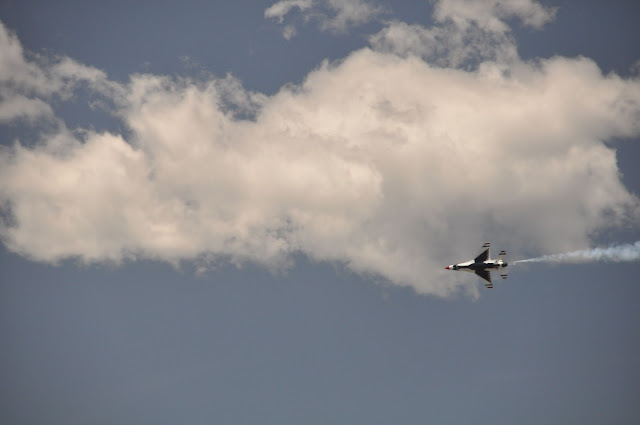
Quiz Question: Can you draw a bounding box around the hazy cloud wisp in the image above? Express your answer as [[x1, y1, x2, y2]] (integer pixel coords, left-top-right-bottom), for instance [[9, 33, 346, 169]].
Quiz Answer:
[[433, 0, 556, 33], [265, 0, 385, 38]]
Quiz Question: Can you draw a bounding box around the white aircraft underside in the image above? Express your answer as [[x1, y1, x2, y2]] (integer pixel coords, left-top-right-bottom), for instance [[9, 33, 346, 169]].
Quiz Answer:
[[445, 242, 508, 289]]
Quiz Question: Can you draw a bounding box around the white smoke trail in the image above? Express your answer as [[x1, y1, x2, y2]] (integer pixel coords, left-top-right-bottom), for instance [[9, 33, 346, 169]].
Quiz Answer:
[[513, 241, 640, 264]]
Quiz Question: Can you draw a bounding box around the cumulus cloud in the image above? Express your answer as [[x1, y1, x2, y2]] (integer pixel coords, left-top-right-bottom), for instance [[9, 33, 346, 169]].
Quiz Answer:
[[1, 1, 640, 297], [265, 0, 385, 38]]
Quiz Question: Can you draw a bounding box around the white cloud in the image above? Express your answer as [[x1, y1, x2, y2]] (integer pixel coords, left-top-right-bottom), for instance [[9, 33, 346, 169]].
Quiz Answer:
[[265, 0, 385, 38], [1, 3, 640, 297]]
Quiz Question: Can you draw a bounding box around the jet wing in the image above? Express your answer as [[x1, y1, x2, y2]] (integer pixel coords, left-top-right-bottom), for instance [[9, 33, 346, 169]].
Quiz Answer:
[[474, 242, 490, 263], [475, 269, 493, 288]]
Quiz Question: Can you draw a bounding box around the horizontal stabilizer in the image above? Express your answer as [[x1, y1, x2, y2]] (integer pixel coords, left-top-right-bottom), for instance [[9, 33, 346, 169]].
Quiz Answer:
[[498, 250, 507, 263]]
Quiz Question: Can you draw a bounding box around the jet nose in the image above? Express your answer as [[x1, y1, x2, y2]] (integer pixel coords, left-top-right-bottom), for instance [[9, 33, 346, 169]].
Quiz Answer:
[[445, 266, 450, 269]]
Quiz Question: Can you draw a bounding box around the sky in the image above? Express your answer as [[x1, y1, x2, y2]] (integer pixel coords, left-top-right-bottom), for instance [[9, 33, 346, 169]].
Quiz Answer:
[[0, 0, 639, 424]]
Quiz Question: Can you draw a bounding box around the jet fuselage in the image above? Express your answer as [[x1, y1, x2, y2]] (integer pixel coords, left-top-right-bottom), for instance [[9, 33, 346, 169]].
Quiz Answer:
[[448, 261, 508, 271]]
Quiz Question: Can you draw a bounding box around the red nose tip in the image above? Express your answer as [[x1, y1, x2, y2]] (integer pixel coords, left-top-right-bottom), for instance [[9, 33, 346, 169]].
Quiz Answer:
[[445, 266, 450, 269]]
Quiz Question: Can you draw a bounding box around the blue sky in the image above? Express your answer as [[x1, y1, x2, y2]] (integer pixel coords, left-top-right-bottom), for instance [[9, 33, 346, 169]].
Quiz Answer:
[[1, 1, 639, 424]]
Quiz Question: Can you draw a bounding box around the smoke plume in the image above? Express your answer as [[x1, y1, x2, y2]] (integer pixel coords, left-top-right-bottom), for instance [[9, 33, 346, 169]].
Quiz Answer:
[[513, 241, 640, 264]]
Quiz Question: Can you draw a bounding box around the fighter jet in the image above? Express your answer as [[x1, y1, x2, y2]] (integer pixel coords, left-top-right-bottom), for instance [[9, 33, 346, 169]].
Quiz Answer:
[[445, 242, 508, 289]]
